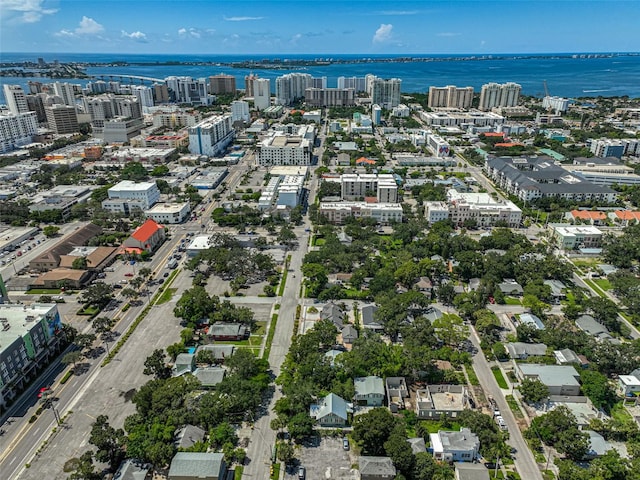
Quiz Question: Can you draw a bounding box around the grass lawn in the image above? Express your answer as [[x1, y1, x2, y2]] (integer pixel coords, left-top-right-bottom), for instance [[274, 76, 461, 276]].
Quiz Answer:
[[253, 321, 267, 336], [270, 462, 280, 480], [505, 395, 524, 419], [78, 305, 100, 316], [419, 419, 462, 434], [584, 279, 608, 299], [234, 466, 243, 480], [594, 278, 612, 291], [314, 238, 326, 246], [278, 268, 288, 296], [156, 288, 176, 305], [611, 402, 634, 423], [344, 289, 371, 300], [504, 297, 521, 306], [26, 288, 62, 294], [465, 365, 480, 386], [492, 366, 508, 389]]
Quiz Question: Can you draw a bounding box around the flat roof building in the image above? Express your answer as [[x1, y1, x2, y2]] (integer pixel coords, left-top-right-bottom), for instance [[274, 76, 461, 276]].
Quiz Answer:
[[319, 202, 403, 225], [144, 202, 191, 224], [256, 131, 311, 166], [188, 115, 234, 157]]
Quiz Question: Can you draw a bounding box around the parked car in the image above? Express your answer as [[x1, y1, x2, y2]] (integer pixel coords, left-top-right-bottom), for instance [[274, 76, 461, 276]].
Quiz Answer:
[[113, 284, 123, 289], [342, 438, 349, 450], [298, 466, 305, 480], [124, 272, 134, 277]]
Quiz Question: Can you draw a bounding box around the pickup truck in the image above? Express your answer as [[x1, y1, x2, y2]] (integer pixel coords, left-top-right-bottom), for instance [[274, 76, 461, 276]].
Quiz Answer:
[[167, 258, 178, 269]]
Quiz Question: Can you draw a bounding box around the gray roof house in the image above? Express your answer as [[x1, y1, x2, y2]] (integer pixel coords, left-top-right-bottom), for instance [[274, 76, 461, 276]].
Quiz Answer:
[[168, 452, 227, 480], [415, 384, 469, 419], [359, 456, 397, 480], [195, 344, 235, 363], [516, 364, 581, 396], [324, 349, 344, 367], [424, 306, 444, 323], [193, 366, 226, 388], [321, 303, 346, 329], [407, 437, 427, 454], [430, 428, 480, 462], [575, 314, 620, 344], [354, 376, 385, 407], [174, 353, 195, 377], [362, 305, 383, 332], [519, 313, 545, 330], [505, 342, 548, 359], [454, 462, 490, 480], [113, 459, 151, 480], [310, 393, 351, 427], [498, 279, 524, 296], [584, 430, 613, 460], [209, 322, 249, 341], [174, 425, 206, 450], [341, 324, 358, 344], [554, 348, 589, 368], [543, 280, 567, 303]]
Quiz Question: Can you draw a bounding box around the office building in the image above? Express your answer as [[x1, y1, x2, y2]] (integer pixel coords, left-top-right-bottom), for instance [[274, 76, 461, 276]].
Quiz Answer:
[[428, 85, 474, 109], [0, 112, 38, 153], [256, 131, 312, 166], [45, 105, 79, 134], [565, 157, 640, 185], [188, 115, 235, 157], [231, 100, 250, 123], [590, 139, 625, 159], [144, 202, 191, 224], [3, 85, 29, 114], [553, 225, 603, 250], [275, 73, 313, 105], [479, 82, 521, 111], [209, 74, 237, 95], [253, 78, 271, 111], [304, 88, 356, 107], [0, 303, 62, 408], [427, 133, 450, 157], [340, 174, 398, 203], [319, 202, 403, 224], [369, 77, 402, 109], [102, 180, 161, 214], [53, 82, 76, 106]]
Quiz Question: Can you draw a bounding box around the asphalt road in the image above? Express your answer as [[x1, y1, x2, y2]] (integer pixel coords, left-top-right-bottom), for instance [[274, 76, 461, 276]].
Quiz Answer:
[[469, 329, 544, 480]]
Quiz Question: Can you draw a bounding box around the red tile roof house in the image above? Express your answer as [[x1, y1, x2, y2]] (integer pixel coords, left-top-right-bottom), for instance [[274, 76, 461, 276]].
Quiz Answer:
[[121, 219, 166, 254]]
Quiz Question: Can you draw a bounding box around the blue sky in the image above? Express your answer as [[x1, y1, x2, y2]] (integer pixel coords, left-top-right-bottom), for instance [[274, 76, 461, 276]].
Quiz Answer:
[[1, 0, 638, 55]]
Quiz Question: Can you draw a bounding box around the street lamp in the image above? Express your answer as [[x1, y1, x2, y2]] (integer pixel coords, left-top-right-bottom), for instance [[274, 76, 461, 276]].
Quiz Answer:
[[39, 388, 61, 425]]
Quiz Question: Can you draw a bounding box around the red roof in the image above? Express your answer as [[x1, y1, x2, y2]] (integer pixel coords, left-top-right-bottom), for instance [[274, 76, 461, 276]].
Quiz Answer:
[[131, 219, 163, 243], [356, 157, 376, 165], [495, 142, 523, 148], [483, 132, 505, 137], [570, 210, 606, 220]]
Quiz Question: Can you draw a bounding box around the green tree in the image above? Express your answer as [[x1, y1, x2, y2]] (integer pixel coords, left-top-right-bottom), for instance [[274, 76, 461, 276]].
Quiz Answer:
[[433, 314, 469, 347], [352, 407, 398, 456], [62, 350, 83, 369], [143, 349, 171, 379], [74, 333, 96, 352], [68, 451, 101, 480], [71, 256, 88, 270], [580, 369, 616, 411], [209, 422, 238, 449], [80, 282, 114, 308], [287, 412, 315, 442], [43, 225, 61, 237], [276, 441, 295, 464], [174, 286, 218, 327], [89, 415, 126, 471], [384, 429, 415, 476], [519, 378, 550, 404]]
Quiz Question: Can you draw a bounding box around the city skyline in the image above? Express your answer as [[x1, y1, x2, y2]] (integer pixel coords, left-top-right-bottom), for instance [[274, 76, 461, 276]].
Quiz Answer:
[[1, 0, 639, 55]]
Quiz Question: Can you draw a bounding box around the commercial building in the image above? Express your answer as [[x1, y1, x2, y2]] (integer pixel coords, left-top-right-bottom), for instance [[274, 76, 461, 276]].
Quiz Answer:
[[516, 364, 581, 396], [428, 85, 474, 109], [484, 156, 617, 203], [152, 111, 202, 129], [256, 131, 312, 166], [188, 115, 234, 157], [589, 139, 626, 159], [84, 94, 144, 142], [276, 174, 305, 208], [563, 157, 640, 185], [209, 74, 236, 94], [144, 202, 191, 224], [552, 225, 603, 250], [102, 180, 161, 214], [369, 77, 402, 109], [0, 303, 63, 408], [429, 189, 522, 228], [427, 133, 451, 157], [231, 100, 250, 123], [275, 73, 313, 105], [45, 105, 78, 134], [122, 218, 166, 254], [304, 87, 356, 107], [319, 202, 403, 224], [168, 452, 226, 480], [340, 174, 398, 203], [0, 111, 38, 153], [252, 78, 271, 111], [3, 85, 29, 114], [479, 82, 521, 111], [190, 167, 229, 190], [419, 110, 504, 127]]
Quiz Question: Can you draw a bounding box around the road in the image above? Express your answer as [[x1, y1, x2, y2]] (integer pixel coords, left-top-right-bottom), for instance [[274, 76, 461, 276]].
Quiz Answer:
[[0, 155, 253, 479], [469, 329, 544, 480]]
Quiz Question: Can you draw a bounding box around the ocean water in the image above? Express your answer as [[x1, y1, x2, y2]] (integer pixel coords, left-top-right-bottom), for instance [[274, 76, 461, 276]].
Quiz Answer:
[[1, 52, 639, 102]]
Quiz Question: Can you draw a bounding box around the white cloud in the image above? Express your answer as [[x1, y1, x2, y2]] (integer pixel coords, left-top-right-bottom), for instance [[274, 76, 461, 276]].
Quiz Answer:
[[436, 32, 461, 37], [1, 0, 58, 24], [122, 30, 147, 42], [377, 10, 417, 16], [178, 27, 187, 35], [224, 16, 264, 21], [178, 27, 201, 38], [373, 24, 393, 43], [76, 16, 104, 35], [290, 33, 302, 45]]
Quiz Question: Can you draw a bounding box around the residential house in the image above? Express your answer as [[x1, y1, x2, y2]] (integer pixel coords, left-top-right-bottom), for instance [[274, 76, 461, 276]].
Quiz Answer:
[[575, 314, 619, 343], [121, 218, 166, 254], [195, 344, 235, 364], [174, 425, 205, 449], [354, 376, 385, 406], [543, 280, 567, 304], [359, 456, 396, 480], [454, 463, 490, 480], [518, 313, 545, 330], [386, 377, 409, 413], [362, 305, 384, 333], [414, 277, 433, 296], [321, 303, 346, 329], [554, 348, 589, 368], [113, 459, 152, 480], [173, 353, 195, 376], [618, 374, 640, 398], [208, 323, 249, 341], [168, 452, 227, 480], [407, 437, 427, 454], [516, 364, 581, 396], [565, 210, 607, 225], [193, 367, 226, 388], [498, 280, 523, 296], [430, 428, 480, 462], [424, 307, 444, 324], [341, 325, 358, 344], [310, 393, 351, 427], [504, 342, 548, 359], [415, 385, 469, 419], [584, 430, 613, 460]]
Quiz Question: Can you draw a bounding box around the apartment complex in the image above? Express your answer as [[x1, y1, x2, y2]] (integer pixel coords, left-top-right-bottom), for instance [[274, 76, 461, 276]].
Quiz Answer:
[[305, 88, 356, 107], [231, 100, 250, 123], [419, 110, 504, 127], [425, 189, 522, 227], [165, 76, 210, 105], [340, 174, 398, 202], [319, 202, 403, 224], [428, 85, 474, 109], [0, 303, 62, 408], [3, 85, 29, 114], [45, 105, 78, 134], [252, 78, 271, 111], [102, 180, 161, 214], [564, 157, 640, 186], [209, 74, 236, 94], [256, 131, 312, 166], [188, 115, 235, 157], [151, 111, 202, 129], [337, 76, 367, 92], [0, 111, 38, 153], [485, 156, 617, 203], [83, 94, 144, 142], [479, 82, 521, 111], [369, 77, 402, 109], [276, 73, 313, 105]]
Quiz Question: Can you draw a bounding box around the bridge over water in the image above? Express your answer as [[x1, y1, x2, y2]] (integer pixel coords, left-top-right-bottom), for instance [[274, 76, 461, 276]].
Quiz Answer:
[[89, 74, 165, 84]]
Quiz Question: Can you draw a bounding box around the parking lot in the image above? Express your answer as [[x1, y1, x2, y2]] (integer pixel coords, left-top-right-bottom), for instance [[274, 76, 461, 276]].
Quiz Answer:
[[286, 436, 356, 480]]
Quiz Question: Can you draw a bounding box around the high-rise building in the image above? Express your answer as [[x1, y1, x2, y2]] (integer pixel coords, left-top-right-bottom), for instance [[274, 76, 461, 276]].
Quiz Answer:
[[3, 85, 29, 114], [479, 82, 521, 111], [231, 100, 250, 123], [26, 94, 47, 123], [311, 77, 327, 89], [165, 76, 210, 105], [152, 83, 170, 104], [45, 105, 79, 134], [372, 105, 382, 125], [152, 111, 202, 129], [369, 77, 402, 109], [275, 73, 313, 105], [130, 85, 154, 111], [0, 112, 38, 153], [188, 115, 235, 156], [256, 131, 312, 166], [542, 96, 569, 113], [253, 78, 271, 111], [428, 85, 474, 109], [245, 73, 259, 97], [83, 94, 143, 142], [304, 88, 356, 107], [53, 82, 76, 106], [337, 76, 367, 92], [209, 74, 237, 95], [27, 81, 44, 94]]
